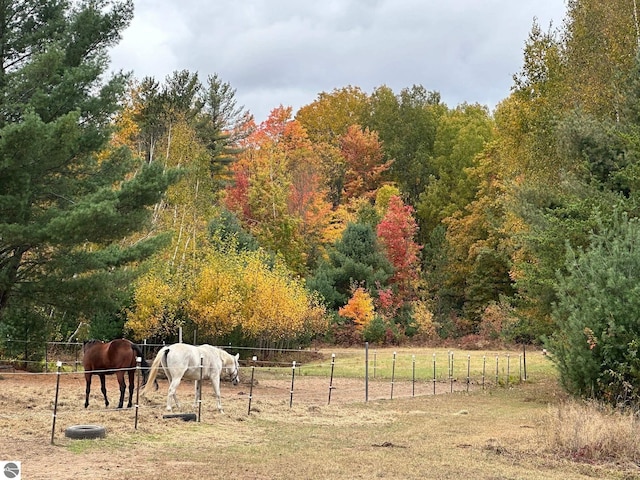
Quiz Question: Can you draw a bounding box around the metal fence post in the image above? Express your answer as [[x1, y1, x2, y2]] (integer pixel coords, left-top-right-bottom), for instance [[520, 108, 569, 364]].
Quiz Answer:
[[432, 353, 436, 395], [248, 356, 257, 415], [390, 351, 396, 400], [198, 354, 203, 422], [50, 361, 62, 445], [482, 355, 486, 390], [328, 353, 336, 405], [411, 355, 415, 397], [365, 342, 369, 403], [289, 361, 296, 408], [134, 357, 142, 429]]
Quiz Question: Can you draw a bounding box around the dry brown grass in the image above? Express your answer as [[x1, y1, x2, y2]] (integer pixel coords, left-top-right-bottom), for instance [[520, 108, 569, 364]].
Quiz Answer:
[[0, 347, 639, 479], [539, 400, 640, 466]]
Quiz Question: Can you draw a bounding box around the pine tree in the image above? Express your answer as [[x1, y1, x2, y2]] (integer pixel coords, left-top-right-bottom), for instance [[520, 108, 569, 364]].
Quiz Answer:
[[0, 0, 175, 347], [307, 222, 393, 309], [548, 212, 640, 406]]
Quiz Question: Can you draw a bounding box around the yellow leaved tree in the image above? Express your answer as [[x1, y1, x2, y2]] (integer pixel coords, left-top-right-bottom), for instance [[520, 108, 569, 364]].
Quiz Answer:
[[238, 251, 327, 342], [126, 245, 328, 344], [186, 252, 244, 337], [126, 270, 186, 339]]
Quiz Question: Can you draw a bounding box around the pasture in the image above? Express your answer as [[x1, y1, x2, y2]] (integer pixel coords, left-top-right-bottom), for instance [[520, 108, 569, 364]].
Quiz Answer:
[[0, 346, 638, 479]]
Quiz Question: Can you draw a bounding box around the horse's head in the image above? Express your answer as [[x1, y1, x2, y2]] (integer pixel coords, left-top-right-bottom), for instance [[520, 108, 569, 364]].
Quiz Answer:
[[227, 353, 240, 385], [139, 357, 151, 387]]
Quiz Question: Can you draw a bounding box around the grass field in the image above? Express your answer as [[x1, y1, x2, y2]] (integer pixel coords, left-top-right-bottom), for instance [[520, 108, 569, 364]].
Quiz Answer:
[[1, 345, 639, 479]]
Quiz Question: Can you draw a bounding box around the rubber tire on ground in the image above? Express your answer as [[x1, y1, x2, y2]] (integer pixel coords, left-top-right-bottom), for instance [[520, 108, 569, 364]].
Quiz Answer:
[[64, 424, 107, 440], [162, 413, 197, 422]]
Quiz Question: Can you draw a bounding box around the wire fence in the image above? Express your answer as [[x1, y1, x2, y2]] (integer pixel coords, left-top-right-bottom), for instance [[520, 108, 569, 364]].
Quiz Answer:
[[0, 340, 531, 392], [1, 342, 529, 409], [0, 341, 534, 445], [0, 338, 531, 383], [0, 338, 325, 372]]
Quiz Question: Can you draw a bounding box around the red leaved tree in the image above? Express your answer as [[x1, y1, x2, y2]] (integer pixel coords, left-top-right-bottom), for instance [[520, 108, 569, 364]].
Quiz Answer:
[[376, 195, 422, 303], [224, 106, 332, 273]]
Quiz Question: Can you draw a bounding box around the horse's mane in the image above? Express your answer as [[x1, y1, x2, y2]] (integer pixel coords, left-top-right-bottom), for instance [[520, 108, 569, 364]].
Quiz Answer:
[[217, 348, 234, 362], [215, 348, 239, 373]]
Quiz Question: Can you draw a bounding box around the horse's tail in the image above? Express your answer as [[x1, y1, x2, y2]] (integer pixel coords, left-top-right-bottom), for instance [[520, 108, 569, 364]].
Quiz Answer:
[[141, 347, 166, 396]]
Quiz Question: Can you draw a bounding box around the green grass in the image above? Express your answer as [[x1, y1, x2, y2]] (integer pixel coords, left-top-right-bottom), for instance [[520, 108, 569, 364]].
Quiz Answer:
[[266, 346, 555, 386]]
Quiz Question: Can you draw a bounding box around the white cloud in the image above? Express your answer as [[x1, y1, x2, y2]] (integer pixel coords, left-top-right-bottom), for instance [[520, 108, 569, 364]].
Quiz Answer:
[[109, 0, 567, 123]]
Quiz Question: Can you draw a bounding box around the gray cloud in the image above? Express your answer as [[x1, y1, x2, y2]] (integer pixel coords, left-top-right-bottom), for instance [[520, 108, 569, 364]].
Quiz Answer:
[[109, 0, 566, 122]]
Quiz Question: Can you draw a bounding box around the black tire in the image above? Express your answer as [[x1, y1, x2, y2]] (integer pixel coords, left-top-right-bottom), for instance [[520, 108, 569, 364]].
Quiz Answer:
[[64, 424, 106, 440], [162, 413, 197, 422]]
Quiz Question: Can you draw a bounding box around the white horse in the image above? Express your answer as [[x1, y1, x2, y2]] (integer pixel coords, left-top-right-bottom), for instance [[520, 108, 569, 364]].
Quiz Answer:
[[142, 343, 240, 413]]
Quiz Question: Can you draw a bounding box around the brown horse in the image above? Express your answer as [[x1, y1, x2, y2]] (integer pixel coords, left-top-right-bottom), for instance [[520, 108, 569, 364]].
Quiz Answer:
[[83, 339, 150, 409]]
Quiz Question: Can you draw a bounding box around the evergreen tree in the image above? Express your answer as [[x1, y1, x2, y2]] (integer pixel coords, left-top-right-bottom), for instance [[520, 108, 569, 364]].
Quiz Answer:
[[307, 223, 393, 309], [207, 208, 259, 252], [197, 73, 253, 186], [547, 212, 640, 406], [0, 0, 175, 346]]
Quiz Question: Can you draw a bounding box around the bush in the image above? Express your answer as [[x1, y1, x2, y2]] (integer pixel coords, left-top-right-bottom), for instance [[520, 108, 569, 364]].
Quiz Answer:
[[327, 314, 360, 346], [362, 316, 387, 344], [478, 301, 514, 340], [410, 300, 439, 342], [547, 213, 640, 406]]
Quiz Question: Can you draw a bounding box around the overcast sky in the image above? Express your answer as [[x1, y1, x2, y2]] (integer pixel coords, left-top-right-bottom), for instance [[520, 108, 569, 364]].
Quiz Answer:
[[108, 0, 567, 124]]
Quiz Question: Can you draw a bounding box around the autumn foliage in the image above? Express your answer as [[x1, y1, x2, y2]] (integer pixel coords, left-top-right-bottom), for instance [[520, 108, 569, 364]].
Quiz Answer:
[[119, 1, 640, 354], [340, 125, 393, 200], [376, 195, 422, 302], [338, 287, 375, 332], [126, 247, 327, 342]]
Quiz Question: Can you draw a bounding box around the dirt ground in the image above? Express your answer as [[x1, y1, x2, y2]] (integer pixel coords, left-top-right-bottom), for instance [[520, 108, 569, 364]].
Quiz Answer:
[[0, 365, 468, 480], [2, 360, 634, 480]]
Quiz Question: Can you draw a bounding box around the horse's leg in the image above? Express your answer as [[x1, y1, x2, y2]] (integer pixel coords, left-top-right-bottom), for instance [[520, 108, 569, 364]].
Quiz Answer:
[[99, 374, 109, 408], [116, 371, 126, 409], [84, 373, 92, 408], [166, 376, 182, 411], [212, 376, 223, 413], [127, 370, 135, 408]]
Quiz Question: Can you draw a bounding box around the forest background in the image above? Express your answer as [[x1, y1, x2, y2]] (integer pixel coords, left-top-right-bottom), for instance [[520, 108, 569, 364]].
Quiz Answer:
[[3, 0, 640, 404]]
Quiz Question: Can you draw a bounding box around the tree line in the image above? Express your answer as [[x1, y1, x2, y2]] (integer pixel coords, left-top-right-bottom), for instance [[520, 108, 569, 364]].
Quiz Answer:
[[2, 0, 640, 405]]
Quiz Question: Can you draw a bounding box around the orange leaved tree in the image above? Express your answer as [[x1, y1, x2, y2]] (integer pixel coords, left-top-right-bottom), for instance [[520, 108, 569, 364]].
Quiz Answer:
[[338, 287, 375, 334]]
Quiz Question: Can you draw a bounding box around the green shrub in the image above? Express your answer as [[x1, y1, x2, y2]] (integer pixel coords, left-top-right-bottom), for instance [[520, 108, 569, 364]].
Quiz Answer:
[[547, 213, 640, 406], [362, 315, 387, 344]]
